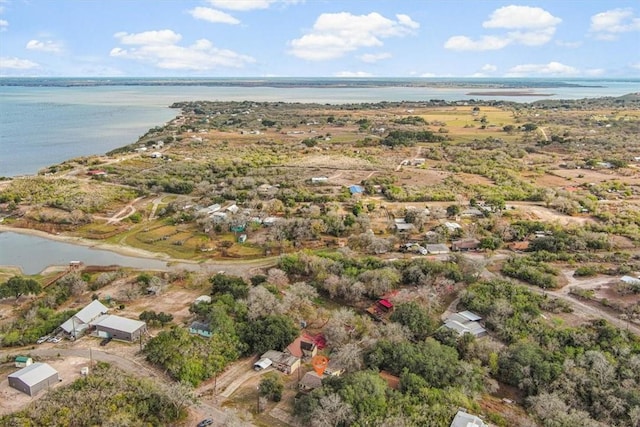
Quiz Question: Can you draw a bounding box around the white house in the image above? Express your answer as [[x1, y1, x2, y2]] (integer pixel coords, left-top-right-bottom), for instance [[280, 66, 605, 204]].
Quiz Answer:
[[60, 300, 109, 338]]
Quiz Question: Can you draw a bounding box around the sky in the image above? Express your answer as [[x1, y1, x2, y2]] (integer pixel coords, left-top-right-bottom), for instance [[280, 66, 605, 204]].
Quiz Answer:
[[0, 0, 639, 78]]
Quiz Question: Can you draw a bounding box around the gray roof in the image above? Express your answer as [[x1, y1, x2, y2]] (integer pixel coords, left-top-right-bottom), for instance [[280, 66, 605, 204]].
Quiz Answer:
[[458, 311, 482, 321], [60, 300, 109, 333], [190, 321, 211, 332], [425, 244, 450, 253], [261, 350, 299, 368], [450, 410, 488, 427], [444, 320, 486, 337], [94, 315, 146, 333], [300, 372, 323, 389], [9, 362, 58, 386]]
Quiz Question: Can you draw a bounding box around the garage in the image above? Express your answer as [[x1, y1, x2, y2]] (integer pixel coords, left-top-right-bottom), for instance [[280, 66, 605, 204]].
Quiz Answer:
[[8, 362, 60, 396], [94, 315, 147, 342]]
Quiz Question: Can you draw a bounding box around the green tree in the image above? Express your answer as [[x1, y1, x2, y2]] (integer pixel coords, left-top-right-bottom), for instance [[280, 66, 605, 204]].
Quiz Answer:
[[210, 274, 249, 299], [0, 276, 41, 299], [259, 372, 284, 402], [389, 301, 436, 341], [239, 314, 298, 355], [446, 204, 460, 218]]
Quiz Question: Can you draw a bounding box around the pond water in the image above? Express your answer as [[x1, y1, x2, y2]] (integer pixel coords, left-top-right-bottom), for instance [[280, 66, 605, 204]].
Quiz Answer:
[[0, 232, 169, 275]]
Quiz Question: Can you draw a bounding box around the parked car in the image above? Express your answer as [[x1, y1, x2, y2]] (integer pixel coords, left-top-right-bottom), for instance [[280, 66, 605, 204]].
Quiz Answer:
[[37, 336, 49, 344], [100, 337, 112, 346], [197, 419, 213, 427], [50, 337, 62, 343]]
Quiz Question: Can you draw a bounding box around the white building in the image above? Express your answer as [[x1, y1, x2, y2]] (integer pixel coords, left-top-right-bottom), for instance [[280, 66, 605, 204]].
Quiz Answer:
[[60, 300, 109, 338]]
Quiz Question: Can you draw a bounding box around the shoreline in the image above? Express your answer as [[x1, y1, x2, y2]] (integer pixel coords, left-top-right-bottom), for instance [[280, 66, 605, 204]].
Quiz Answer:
[[0, 224, 174, 275], [0, 225, 279, 276], [466, 91, 554, 96]]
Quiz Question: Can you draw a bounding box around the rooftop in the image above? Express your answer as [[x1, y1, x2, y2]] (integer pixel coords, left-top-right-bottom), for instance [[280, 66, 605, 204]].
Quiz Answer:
[[9, 362, 58, 386], [94, 315, 146, 333]]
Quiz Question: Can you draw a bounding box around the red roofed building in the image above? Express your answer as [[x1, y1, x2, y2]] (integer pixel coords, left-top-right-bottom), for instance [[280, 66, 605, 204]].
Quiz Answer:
[[286, 335, 317, 359]]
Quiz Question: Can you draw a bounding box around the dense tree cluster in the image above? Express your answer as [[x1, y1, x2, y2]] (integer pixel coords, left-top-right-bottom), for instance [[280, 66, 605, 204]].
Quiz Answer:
[[0, 363, 190, 426]]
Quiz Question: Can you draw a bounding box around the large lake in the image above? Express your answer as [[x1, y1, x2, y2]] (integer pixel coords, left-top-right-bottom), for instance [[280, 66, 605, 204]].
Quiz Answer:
[[2, 78, 638, 176], [0, 232, 169, 275]]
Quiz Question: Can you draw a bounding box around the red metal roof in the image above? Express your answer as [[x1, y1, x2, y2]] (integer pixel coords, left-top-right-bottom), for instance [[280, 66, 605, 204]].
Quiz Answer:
[[378, 299, 393, 309]]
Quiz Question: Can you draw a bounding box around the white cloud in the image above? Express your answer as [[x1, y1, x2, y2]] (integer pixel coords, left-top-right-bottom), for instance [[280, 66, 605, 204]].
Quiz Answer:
[[444, 35, 510, 51], [358, 52, 392, 63], [114, 30, 182, 46], [189, 7, 240, 25], [334, 71, 373, 78], [556, 40, 582, 48], [630, 62, 640, 70], [0, 19, 7, 31], [446, 5, 560, 51], [506, 61, 579, 77], [590, 8, 640, 40], [111, 29, 255, 70], [483, 5, 561, 29], [289, 12, 419, 60], [507, 27, 556, 46], [26, 39, 63, 53], [206, 0, 302, 11], [419, 73, 437, 77], [0, 57, 39, 70], [481, 64, 497, 72]]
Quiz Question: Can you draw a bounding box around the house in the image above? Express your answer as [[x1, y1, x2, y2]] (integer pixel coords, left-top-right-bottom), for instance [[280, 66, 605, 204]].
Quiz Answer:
[[324, 359, 344, 377], [226, 204, 239, 214], [8, 362, 60, 396], [509, 241, 530, 252], [425, 244, 450, 255], [349, 185, 364, 195], [451, 239, 481, 251], [189, 321, 212, 338], [262, 217, 279, 227], [461, 208, 483, 217], [286, 336, 318, 359], [260, 350, 300, 375], [366, 299, 394, 322], [194, 295, 212, 304], [394, 218, 414, 233], [257, 183, 276, 195], [444, 222, 462, 232], [379, 370, 400, 390], [60, 300, 109, 338], [450, 410, 488, 427], [14, 356, 33, 368], [621, 276, 640, 285], [311, 177, 328, 184], [443, 311, 487, 338], [87, 169, 107, 177], [238, 234, 247, 243], [93, 315, 147, 342], [299, 372, 323, 392]]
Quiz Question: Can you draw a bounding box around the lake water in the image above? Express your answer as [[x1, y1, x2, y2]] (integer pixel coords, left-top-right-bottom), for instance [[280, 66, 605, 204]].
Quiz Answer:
[[1, 78, 638, 176], [0, 77, 638, 273], [0, 231, 168, 275]]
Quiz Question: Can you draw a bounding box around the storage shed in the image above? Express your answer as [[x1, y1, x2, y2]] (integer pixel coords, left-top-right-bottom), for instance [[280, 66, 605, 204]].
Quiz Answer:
[[8, 362, 59, 396], [15, 356, 33, 368], [94, 315, 147, 342]]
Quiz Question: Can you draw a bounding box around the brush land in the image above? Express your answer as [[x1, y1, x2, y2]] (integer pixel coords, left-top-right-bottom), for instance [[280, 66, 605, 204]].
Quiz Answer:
[[1, 95, 640, 427]]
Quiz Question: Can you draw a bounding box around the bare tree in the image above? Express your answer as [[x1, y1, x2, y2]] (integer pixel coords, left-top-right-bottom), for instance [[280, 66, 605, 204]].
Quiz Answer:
[[245, 286, 283, 320], [310, 393, 354, 427]]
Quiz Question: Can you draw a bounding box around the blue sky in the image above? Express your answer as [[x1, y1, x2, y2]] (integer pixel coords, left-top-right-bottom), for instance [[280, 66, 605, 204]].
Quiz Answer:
[[1, 0, 639, 78]]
